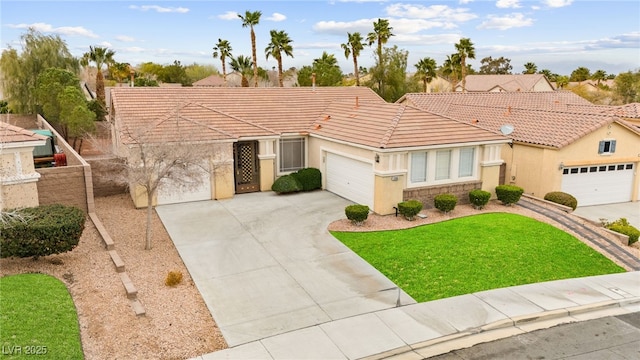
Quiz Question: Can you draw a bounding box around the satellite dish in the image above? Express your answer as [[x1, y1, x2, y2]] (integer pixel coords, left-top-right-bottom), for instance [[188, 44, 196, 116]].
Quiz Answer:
[[500, 124, 514, 135]]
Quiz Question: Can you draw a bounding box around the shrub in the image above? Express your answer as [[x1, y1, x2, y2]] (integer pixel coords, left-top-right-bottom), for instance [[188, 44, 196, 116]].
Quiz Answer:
[[345, 205, 369, 226], [0, 204, 85, 259], [165, 270, 183, 287], [434, 194, 458, 213], [544, 191, 578, 210], [271, 174, 303, 194], [292, 168, 322, 192], [604, 218, 639, 245], [398, 199, 423, 221], [468, 189, 491, 210], [495, 185, 524, 206]]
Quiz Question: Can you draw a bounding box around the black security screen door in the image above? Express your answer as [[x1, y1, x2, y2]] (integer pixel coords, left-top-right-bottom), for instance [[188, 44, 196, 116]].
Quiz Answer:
[[234, 141, 260, 193]]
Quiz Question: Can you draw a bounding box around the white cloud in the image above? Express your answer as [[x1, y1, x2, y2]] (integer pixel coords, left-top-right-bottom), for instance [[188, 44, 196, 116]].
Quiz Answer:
[[129, 5, 189, 13], [478, 13, 534, 30], [115, 35, 135, 42], [313, 18, 376, 35], [98, 41, 112, 48], [496, 0, 521, 9], [542, 0, 573, 8], [459, 0, 474, 4], [7, 22, 98, 38], [218, 11, 238, 20], [385, 4, 477, 22], [266, 12, 286, 22]]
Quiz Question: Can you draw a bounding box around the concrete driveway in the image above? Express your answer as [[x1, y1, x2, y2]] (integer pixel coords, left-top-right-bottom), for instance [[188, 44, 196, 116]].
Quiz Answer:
[[572, 202, 640, 229], [156, 191, 414, 347]]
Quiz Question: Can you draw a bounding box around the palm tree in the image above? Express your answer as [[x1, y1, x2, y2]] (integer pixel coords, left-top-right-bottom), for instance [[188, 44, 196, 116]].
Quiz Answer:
[[229, 55, 253, 87], [454, 38, 475, 91], [213, 39, 233, 86], [367, 18, 394, 61], [265, 30, 294, 87], [81, 46, 115, 118], [238, 10, 262, 87], [341, 32, 366, 86], [414, 57, 437, 93], [592, 69, 607, 86], [523, 62, 537, 74], [442, 53, 461, 91]]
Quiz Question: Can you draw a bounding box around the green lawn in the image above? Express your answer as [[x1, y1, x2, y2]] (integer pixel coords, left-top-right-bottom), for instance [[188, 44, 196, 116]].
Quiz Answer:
[[0, 273, 83, 359], [332, 213, 625, 302]]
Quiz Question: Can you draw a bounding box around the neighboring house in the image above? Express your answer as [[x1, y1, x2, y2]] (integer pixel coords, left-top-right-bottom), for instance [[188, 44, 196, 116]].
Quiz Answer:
[[0, 122, 47, 210], [399, 92, 640, 206], [455, 74, 555, 92], [193, 73, 242, 87], [109, 87, 509, 215]]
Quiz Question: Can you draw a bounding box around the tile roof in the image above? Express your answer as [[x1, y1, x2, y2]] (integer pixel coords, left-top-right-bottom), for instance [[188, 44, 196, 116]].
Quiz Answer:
[[310, 100, 507, 149], [457, 74, 553, 92], [0, 122, 48, 145], [111, 87, 386, 145], [399, 92, 640, 149]]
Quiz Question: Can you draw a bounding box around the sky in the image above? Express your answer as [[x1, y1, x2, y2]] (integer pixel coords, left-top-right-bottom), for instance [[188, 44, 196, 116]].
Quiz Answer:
[[1, 0, 639, 76]]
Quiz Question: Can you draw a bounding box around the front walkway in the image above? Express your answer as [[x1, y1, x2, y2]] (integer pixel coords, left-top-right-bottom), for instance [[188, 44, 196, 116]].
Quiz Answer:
[[156, 191, 415, 347]]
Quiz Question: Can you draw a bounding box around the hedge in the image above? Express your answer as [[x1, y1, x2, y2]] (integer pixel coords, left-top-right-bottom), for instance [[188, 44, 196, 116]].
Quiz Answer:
[[468, 189, 491, 209], [345, 204, 369, 226], [605, 218, 639, 245], [495, 185, 524, 206], [1, 204, 85, 259], [291, 168, 322, 191], [544, 191, 578, 210], [398, 199, 423, 221], [434, 194, 457, 213], [271, 174, 303, 194]]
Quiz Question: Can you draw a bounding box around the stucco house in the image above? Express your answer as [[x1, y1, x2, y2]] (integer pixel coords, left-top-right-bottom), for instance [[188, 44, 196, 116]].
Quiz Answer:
[[0, 122, 47, 210], [455, 74, 555, 92], [109, 87, 509, 215], [399, 91, 640, 206]]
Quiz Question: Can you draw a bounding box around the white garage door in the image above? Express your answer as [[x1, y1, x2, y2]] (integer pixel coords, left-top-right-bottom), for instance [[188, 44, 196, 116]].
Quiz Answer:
[[561, 163, 634, 206], [157, 162, 212, 205], [326, 152, 374, 208]]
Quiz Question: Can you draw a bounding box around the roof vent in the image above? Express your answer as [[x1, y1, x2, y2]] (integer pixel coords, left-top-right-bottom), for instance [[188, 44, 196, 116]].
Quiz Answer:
[[500, 124, 514, 135]]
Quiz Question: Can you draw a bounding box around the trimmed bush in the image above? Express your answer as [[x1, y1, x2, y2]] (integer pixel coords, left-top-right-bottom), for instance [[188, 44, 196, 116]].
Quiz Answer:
[[469, 189, 491, 210], [544, 191, 578, 210], [292, 168, 322, 192], [271, 174, 303, 194], [434, 194, 458, 213], [345, 204, 369, 226], [0, 204, 85, 259], [398, 199, 423, 221], [495, 185, 524, 206], [605, 218, 639, 245]]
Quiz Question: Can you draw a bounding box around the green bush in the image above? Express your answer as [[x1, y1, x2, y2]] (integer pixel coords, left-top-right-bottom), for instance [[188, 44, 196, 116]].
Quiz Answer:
[[0, 204, 85, 259], [434, 194, 458, 213], [544, 191, 578, 210], [292, 168, 322, 192], [495, 185, 524, 206], [605, 218, 639, 245], [345, 204, 369, 226], [468, 189, 491, 209], [398, 199, 423, 221], [271, 174, 303, 194]]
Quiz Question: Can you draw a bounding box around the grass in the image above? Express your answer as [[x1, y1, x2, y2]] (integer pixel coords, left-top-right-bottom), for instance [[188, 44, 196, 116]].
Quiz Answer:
[[0, 273, 83, 359], [332, 213, 625, 302]]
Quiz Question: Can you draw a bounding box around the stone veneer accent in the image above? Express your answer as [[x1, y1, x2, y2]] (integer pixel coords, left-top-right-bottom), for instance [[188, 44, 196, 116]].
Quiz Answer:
[[403, 181, 482, 209]]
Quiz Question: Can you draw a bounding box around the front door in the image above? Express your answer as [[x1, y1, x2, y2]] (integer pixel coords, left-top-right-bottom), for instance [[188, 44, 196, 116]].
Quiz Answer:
[[234, 141, 260, 193]]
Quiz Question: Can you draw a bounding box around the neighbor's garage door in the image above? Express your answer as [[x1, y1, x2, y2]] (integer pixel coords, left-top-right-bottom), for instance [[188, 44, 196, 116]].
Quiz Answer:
[[157, 162, 212, 205], [325, 152, 374, 208], [561, 163, 634, 206]]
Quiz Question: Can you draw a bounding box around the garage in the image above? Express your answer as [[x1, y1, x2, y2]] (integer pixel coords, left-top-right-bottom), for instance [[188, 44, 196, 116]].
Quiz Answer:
[[157, 162, 212, 205], [325, 152, 374, 208], [561, 163, 634, 206]]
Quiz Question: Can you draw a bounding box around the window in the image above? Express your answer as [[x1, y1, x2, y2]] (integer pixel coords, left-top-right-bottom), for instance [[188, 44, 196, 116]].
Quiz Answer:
[[279, 137, 305, 172], [410, 152, 428, 183], [458, 148, 475, 177], [435, 150, 451, 180], [598, 140, 616, 154]]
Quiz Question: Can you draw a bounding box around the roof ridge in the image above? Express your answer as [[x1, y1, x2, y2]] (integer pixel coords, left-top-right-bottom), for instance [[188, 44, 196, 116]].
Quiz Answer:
[[378, 104, 406, 148]]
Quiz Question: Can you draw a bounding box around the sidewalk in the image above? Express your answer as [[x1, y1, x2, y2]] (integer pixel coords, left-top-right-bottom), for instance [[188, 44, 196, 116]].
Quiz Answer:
[[192, 271, 640, 360]]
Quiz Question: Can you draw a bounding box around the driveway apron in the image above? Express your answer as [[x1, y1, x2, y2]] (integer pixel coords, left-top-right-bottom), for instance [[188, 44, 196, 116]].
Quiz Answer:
[[156, 191, 415, 346]]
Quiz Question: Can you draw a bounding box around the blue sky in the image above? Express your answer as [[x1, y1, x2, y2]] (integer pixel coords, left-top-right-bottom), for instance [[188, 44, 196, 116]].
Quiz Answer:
[[1, 0, 639, 76]]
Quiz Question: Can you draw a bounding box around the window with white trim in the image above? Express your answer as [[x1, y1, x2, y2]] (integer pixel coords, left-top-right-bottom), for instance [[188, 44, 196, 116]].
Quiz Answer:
[[435, 150, 451, 180], [598, 140, 616, 154], [279, 137, 305, 172], [410, 151, 428, 183], [458, 147, 475, 177]]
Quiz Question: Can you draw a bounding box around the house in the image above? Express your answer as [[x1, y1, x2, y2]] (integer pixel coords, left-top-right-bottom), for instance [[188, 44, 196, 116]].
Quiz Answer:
[[399, 92, 640, 206], [192, 73, 242, 87], [0, 122, 47, 210], [109, 87, 509, 215], [455, 74, 555, 92]]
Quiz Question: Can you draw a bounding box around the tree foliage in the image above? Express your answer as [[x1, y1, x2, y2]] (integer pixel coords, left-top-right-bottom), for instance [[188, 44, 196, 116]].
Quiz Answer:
[[0, 28, 78, 114], [366, 45, 418, 102], [414, 57, 437, 93], [229, 55, 253, 87], [455, 38, 475, 91], [478, 56, 512, 74], [184, 63, 217, 83], [81, 46, 115, 120], [157, 60, 191, 86], [522, 62, 537, 74], [570, 66, 591, 82], [614, 70, 640, 104], [265, 29, 294, 87], [297, 52, 343, 86], [239, 10, 262, 87], [341, 32, 366, 86], [213, 38, 233, 85]]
